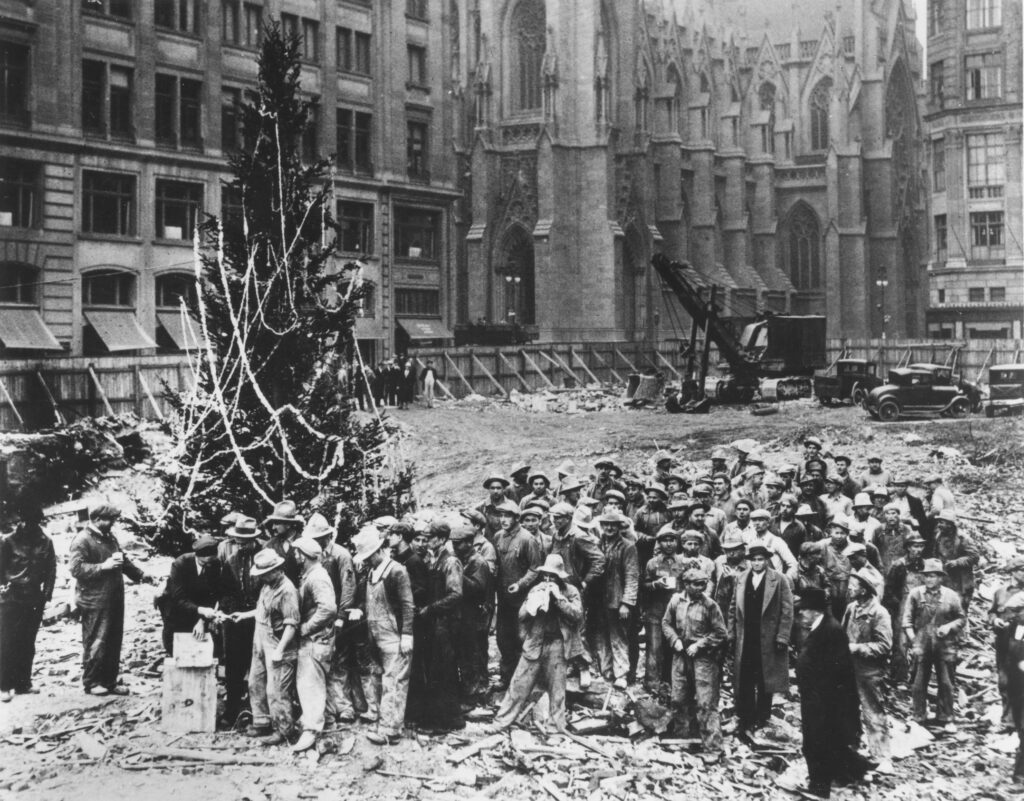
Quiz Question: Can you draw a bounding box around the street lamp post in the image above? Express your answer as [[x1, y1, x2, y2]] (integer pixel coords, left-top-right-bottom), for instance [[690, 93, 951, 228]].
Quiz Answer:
[[875, 278, 890, 341], [505, 274, 521, 322]]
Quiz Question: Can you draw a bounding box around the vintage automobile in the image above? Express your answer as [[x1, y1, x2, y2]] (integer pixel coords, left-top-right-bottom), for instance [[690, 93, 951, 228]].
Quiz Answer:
[[985, 364, 1024, 417], [813, 358, 884, 406], [865, 363, 984, 422]]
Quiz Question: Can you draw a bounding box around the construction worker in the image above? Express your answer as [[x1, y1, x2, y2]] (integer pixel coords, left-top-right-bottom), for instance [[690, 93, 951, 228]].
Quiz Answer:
[[642, 528, 688, 693], [450, 521, 494, 708], [497, 500, 544, 689], [593, 511, 639, 688]]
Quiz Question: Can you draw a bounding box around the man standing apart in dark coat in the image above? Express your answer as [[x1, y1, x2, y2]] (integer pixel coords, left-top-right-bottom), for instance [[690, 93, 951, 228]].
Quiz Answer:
[[217, 515, 261, 726], [451, 520, 494, 707], [0, 502, 56, 701], [729, 544, 792, 738], [70, 502, 154, 695], [795, 587, 873, 798]]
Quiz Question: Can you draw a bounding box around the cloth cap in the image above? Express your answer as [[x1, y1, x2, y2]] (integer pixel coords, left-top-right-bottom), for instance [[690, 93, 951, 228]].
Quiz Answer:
[[746, 544, 772, 559], [683, 567, 709, 583], [250, 548, 286, 577], [799, 541, 821, 557], [882, 503, 901, 514], [667, 498, 690, 512], [721, 529, 746, 550], [829, 515, 851, 532], [578, 495, 601, 508], [193, 535, 219, 556], [799, 475, 819, 486], [450, 521, 476, 542], [905, 533, 926, 546], [868, 485, 890, 498], [603, 489, 627, 505], [778, 464, 797, 476], [428, 520, 452, 539], [750, 508, 771, 521], [824, 473, 843, 485], [644, 483, 668, 499], [692, 483, 713, 495], [921, 558, 946, 576], [843, 541, 867, 557], [733, 498, 754, 511], [711, 448, 729, 461], [924, 473, 943, 484], [803, 436, 823, 448], [460, 509, 487, 528], [494, 499, 521, 516], [849, 568, 878, 594], [303, 512, 336, 541], [372, 515, 399, 529], [623, 474, 645, 488], [597, 511, 629, 527], [536, 554, 569, 580], [352, 526, 386, 563], [653, 450, 675, 465], [764, 474, 785, 488], [594, 458, 618, 470], [89, 502, 121, 521], [668, 473, 691, 487], [833, 454, 852, 465], [891, 476, 909, 485], [519, 505, 546, 520], [264, 500, 303, 526], [558, 476, 587, 494], [550, 502, 576, 517], [227, 516, 259, 539], [680, 528, 705, 543], [744, 465, 764, 479], [483, 474, 510, 489], [291, 537, 322, 559]]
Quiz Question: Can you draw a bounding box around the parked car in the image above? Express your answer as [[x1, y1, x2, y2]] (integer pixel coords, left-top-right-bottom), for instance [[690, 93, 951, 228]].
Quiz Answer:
[[865, 363, 984, 422], [985, 364, 1024, 418], [813, 358, 883, 406]]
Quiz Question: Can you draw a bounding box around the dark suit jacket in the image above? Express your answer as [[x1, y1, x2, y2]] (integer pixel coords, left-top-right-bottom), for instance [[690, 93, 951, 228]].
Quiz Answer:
[[164, 553, 242, 633], [795, 613, 860, 747]]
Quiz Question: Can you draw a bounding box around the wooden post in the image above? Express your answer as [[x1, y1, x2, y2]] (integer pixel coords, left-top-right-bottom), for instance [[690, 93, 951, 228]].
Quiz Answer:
[[471, 353, 508, 398], [520, 350, 556, 389], [614, 347, 638, 372], [570, 347, 602, 385], [414, 357, 455, 399], [589, 347, 624, 383], [975, 343, 996, 382], [539, 350, 577, 384], [35, 371, 64, 426], [136, 367, 165, 421], [497, 351, 531, 391], [655, 351, 682, 380], [0, 376, 25, 429], [87, 365, 116, 417], [443, 352, 475, 395]]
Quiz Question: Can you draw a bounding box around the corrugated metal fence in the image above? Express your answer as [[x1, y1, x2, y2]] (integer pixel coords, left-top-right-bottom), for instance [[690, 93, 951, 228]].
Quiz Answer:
[[1, 338, 1021, 430]]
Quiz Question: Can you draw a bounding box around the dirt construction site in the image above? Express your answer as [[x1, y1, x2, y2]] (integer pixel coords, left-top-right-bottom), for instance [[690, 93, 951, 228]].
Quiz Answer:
[[2, 397, 1024, 801]]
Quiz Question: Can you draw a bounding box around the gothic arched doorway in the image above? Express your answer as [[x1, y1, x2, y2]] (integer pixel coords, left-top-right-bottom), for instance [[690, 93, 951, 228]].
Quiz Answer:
[[496, 225, 535, 325]]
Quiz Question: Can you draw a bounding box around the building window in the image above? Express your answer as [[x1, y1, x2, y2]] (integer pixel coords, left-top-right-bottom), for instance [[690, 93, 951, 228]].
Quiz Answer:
[[407, 44, 427, 86], [243, 4, 263, 46], [0, 42, 30, 125], [965, 53, 1002, 101], [934, 214, 947, 262], [223, 2, 261, 45], [990, 286, 1006, 302], [937, 288, 946, 304], [0, 263, 37, 304], [510, 0, 545, 112], [156, 273, 198, 308], [155, 0, 200, 34], [221, 183, 244, 232], [395, 288, 440, 316], [82, 171, 135, 236], [281, 13, 298, 41], [155, 74, 204, 149], [407, 0, 428, 20], [337, 28, 372, 75], [83, 0, 132, 19], [223, 0, 239, 42], [809, 79, 831, 151], [968, 287, 986, 302], [787, 204, 821, 290], [932, 139, 945, 191], [82, 61, 134, 139], [929, 0, 944, 33], [221, 87, 241, 151], [155, 179, 204, 240], [335, 107, 373, 173], [930, 61, 945, 108], [83, 270, 134, 306], [301, 18, 319, 62], [406, 120, 429, 179], [337, 201, 374, 254], [966, 0, 1001, 28], [0, 159, 39, 228], [970, 211, 1004, 260], [395, 207, 439, 259], [301, 105, 319, 162], [967, 133, 1004, 197]]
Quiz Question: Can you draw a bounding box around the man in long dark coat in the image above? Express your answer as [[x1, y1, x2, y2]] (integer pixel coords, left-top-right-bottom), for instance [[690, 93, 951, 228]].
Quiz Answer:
[[161, 534, 241, 654], [729, 544, 792, 737], [795, 587, 874, 798]]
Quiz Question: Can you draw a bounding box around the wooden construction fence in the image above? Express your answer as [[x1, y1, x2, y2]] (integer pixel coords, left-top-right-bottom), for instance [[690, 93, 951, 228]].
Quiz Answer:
[[1, 338, 1022, 430]]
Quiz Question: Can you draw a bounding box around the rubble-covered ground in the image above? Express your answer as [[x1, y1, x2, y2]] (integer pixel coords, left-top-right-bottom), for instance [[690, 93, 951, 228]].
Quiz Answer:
[[2, 398, 1024, 801]]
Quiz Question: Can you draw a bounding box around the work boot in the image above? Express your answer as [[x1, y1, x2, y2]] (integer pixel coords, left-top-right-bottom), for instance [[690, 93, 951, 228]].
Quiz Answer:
[[0, 691, 12, 703], [245, 724, 272, 738], [366, 731, 400, 746], [291, 731, 317, 753], [260, 732, 287, 746]]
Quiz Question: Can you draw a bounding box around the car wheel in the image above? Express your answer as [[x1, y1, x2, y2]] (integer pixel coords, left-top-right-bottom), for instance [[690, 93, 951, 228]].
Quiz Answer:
[[851, 385, 868, 407], [877, 400, 900, 422], [949, 399, 970, 418]]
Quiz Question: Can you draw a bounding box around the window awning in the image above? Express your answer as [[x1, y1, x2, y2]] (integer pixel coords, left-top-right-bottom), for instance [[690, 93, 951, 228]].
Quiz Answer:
[[397, 318, 453, 340], [84, 310, 156, 352], [0, 308, 63, 351], [157, 311, 208, 350]]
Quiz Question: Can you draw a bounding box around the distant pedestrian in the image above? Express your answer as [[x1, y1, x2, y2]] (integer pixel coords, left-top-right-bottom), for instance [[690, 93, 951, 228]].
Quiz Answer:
[[0, 502, 56, 701], [420, 360, 438, 407]]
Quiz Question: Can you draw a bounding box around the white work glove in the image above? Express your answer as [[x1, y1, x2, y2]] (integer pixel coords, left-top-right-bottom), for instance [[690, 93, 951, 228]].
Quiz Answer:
[[399, 634, 414, 655]]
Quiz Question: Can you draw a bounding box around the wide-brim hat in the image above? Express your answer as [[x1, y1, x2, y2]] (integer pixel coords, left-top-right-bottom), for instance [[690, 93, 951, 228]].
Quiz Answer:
[[923, 473, 943, 484], [645, 483, 668, 499], [750, 508, 771, 521], [667, 498, 690, 512], [721, 530, 746, 550], [603, 489, 627, 505], [905, 533, 926, 546], [264, 500, 304, 526], [594, 458, 618, 470], [483, 474, 511, 490], [732, 438, 758, 454], [303, 512, 336, 541], [853, 492, 873, 508], [679, 528, 705, 543], [796, 504, 815, 517], [653, 450, 675, 465], [803, 436, 823, 448], [936, 510, 958, 525], [250, 548, 286, 577], [510, 464, 532, 478], [796, 587, 829, 611], [921, 558, 946, 576], [528, 472, 551, 487], [291, 537, 322, 559], [597, 511, 629, 526], [746, 544, 772, 559], [227, 515, 260, 539], [559, 476, 587, 494], [668, 473, 692, 487], [656, 524, 680, 541], [536, 554, 570, 580], [555, 459, 576, 478], [849, 568, 878, 594], [352, 526, 386, 563]]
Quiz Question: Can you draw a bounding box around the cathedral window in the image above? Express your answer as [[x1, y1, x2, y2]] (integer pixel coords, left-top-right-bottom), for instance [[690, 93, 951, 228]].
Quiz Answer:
[[809, 79, 831, 151], [787, 204, 820, 290], [509, 0, 545, 112]]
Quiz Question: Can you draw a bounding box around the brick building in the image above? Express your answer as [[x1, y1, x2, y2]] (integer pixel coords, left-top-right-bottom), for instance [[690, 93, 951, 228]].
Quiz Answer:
[[454, 0, 929, 341], [924, 0, 1023, 340], [0, 0, 460, 361]]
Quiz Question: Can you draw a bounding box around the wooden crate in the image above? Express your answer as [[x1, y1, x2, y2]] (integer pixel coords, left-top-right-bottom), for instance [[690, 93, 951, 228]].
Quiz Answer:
[[161, 635, 217, 733]]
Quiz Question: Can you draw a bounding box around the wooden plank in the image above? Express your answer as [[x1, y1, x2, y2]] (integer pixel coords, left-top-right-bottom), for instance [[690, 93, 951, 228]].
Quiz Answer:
[[444, 352, 476, 395], [136, 368, 165, 421], [520, 350, 556, 389], [655, 350, 682, 380], [538, 350, 577, 383], [614, 347, 638, 372], [588, 348, 624, 383], [87, 365, 115, 417], [414, 357, 455, 400], [497, 351, 531, 391], [447, 733, 506, 763], [161, 660, 217, 733], [0, 375, 24, 429], [35, 371, 64, 426], [570, 347, 602, 385], [975, 343, 996, 382], [471, 353, 509, 398]]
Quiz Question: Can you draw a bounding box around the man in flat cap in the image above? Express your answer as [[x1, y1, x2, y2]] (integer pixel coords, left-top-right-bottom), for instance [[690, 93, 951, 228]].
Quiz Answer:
[[70, 502, 155, 696], [496, 500, 544, 689], [663, 567, 727, 763], [593, 511, 639, 688], [642, 527, 688, 693]]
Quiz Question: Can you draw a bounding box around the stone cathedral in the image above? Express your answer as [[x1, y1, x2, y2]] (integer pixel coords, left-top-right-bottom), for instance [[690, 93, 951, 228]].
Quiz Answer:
[[448, 0, 928, 341]]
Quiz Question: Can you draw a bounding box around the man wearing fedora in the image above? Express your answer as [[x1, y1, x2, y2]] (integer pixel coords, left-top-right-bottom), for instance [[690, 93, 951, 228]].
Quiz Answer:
[[587, 459, 619, 506], [509, 464, 532, 503], [930, 511, 979, 614], [234, 548, 300, 744], [495, 500, 544, 690], [70, 502, 155, 696], [843, 567, 893, 771], [663, 566, 727, 763], [712, 529, 748, 618], [477, 475, 512, 538], [491, 554, 584, 732], [882, 532, 928, 682], [160, 534, 239, 655], [902, 558, 965, 731], [521, 472, 554, 509], [592, 511, 639, 689], [218, 515, 261, 727], [794, 586, 873, 798], [729, 543, 793, 739], [263, 501, 305, 585], [351, 525, 415, 745], [557, 476, 587, 509]]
